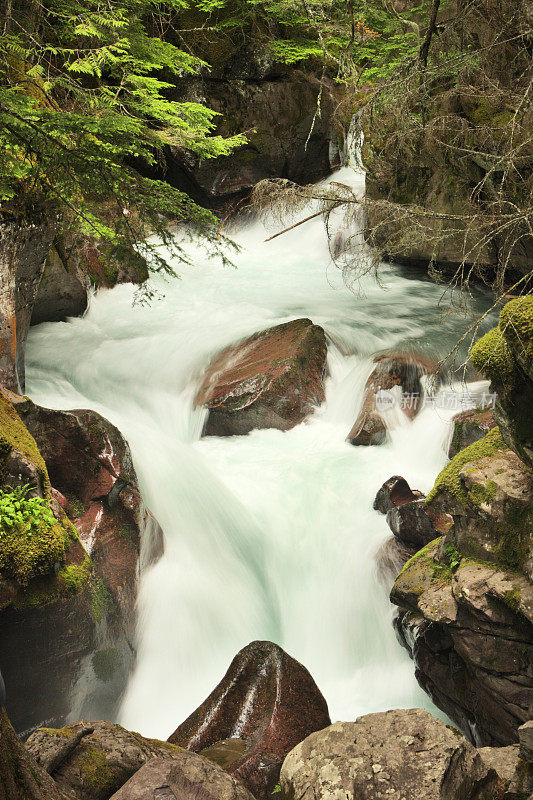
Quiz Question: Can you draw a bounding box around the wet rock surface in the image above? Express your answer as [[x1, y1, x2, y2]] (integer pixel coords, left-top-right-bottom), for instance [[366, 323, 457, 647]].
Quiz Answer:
[[0, 214, 56, 392], [347, 353, 436, 446], [168, 640, 331, 799], [391, 539, 533, 746], [279, 708, 531, 800], [0, 392, 163, 733], [195, 319, 327, 437], [448, 408, 496, 459], [373, 475, 425, 514]]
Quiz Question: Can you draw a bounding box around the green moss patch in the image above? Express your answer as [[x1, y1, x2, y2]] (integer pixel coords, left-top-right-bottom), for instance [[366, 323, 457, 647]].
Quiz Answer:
[[427, 427, 505, 505], [92, 647, 121, 682], [0, 390, 49, 490], [0, 487, 70, 585], [76, 745, 118, 796], [499, 295, 533, 363], [470, 327, 513, 385]]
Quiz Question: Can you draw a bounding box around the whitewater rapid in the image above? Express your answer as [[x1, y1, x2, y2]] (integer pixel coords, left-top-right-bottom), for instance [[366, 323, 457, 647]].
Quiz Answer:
[[26, 166, 493, 738]]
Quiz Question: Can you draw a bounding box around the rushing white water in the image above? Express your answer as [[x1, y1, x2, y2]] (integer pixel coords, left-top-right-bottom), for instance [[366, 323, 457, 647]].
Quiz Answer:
[[26, 165, 493, 739]]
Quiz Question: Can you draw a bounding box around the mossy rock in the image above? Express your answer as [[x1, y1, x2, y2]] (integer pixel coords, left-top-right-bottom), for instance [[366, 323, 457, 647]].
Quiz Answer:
[[427, 427, 505, 506]]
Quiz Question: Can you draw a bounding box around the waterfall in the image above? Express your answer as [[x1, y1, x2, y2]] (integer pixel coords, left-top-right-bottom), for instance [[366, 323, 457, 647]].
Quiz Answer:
[[25, 165, 493, 738]]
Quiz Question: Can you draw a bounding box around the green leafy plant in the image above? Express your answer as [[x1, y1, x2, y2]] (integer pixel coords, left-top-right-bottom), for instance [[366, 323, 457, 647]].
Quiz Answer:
[[0, 485, 68, 585]]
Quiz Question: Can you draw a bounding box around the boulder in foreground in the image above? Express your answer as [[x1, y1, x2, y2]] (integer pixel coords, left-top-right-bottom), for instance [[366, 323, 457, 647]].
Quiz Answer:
[[168, 640, 331, 799], [195, 319, 327, 436], [108, 753, 255, 800], [280, 708, 532, 800]]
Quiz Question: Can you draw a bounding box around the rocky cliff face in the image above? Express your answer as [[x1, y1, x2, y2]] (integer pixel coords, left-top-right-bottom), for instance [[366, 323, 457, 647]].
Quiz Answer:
[[0, 389, 163, 734], [362, 0, 533, 279], [390, 303, 533, 747]]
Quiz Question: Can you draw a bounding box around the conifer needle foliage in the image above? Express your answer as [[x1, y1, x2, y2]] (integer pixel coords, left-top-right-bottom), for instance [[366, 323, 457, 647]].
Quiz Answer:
[[0, 0, 246, 279]]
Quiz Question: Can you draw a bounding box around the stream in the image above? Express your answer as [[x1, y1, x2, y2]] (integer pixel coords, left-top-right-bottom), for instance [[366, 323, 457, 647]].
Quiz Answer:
[[25, 165, 493, 739]]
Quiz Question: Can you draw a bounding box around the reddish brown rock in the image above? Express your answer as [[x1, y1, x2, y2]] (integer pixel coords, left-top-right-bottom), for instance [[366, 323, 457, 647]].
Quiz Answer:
[[195, 319, 327, 436], [449, 408, 496, 458], [347, 352, 437, 446], [374, 475, 425, 514], [168, 640, 331, 799], [0, 394, 164, 733], [386, 499, 439, 549]]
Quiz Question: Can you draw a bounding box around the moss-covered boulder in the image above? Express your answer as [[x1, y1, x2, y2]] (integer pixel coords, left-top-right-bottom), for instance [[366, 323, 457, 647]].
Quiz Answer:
[[26, 720, 187, 800], [470, 297, 533, 468], [448, 408, 496, 458], [0, 391, 164, 733], [195, 319, 328, 436], [390, 422, 533, 745]]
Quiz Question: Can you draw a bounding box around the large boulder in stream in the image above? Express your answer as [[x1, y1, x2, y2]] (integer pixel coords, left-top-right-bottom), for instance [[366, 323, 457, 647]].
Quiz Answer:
[[0, 390, 163, 733], [280, 708, 533, 800], [109, 754, 256, 800], [347, 352, 437, 446], [195, 319, 328, 437], [168, 640, 331, 799]]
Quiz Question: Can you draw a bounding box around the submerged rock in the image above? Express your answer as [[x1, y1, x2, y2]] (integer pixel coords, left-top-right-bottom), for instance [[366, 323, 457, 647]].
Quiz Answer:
[[195, 319, 327, 437], [168, 640, 331, 799], [347, 352, 436, 446], [108, 753, 255, 800], [280, 708, 532, 800]]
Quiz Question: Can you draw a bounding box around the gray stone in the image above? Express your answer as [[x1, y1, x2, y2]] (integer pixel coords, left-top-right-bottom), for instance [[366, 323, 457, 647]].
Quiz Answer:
[[279, 708, 496, 800], [108, 754, 256, 800], [518, 720, 533, 762]]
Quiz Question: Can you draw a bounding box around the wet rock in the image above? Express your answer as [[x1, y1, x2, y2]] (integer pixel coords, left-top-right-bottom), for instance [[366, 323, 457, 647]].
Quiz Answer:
[[163, 38, 338, 207], [195, 319, 327, 437], [280, 708, 500, 800], [0, 213, 56, 392], [0, 391, 164, 733], [168, 640, 331, 799], [26, 721, 186, 800], [375, 536, 416, 589], [448, 408, 496, 458], [386, 499, 438, 549], [31, 244, 88, 325], [373, 475, 425, 513], [391, 537, 533, 745], [518, 720, 533, 762], [108, 754, 255, 800], [347, 352, 436, 446]]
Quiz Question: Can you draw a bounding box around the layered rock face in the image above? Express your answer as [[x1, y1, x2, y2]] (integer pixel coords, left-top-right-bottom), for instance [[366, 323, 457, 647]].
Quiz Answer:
[[280, 708, 532, 800], [346, 352, 435, 446], [0, 214, 56, 392], [195, 319, 328, 436], [0, 390, 163, 733], [168, 640, 331, 799], [390, 428, 533, 746], [160, 27, 338, 208]]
